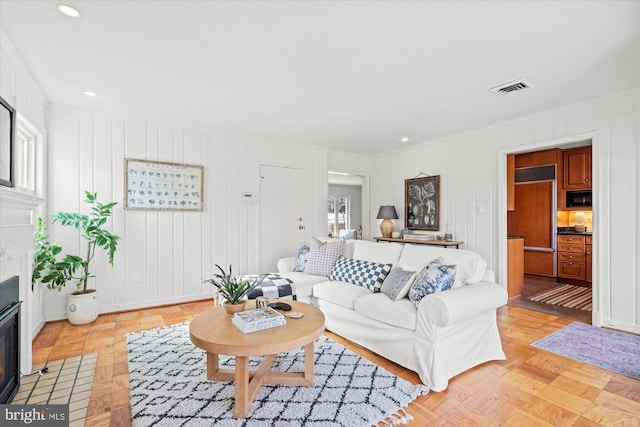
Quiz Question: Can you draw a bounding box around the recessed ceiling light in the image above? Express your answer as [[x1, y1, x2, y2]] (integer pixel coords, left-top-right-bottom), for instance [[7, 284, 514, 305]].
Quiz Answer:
[[401, 137, 409, 143], [83, 90, 98, 97], [57, 4, 80, 18]]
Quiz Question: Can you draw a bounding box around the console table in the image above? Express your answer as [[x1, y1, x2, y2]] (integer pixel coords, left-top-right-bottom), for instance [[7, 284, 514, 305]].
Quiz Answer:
[[374, 236, 464, 249]]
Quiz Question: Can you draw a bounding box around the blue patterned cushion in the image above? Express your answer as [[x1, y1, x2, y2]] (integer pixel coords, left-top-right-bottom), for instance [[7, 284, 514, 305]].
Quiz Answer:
[[380, 268, 415, 300], [329, 256, 392, 292], [294, 244, 310, 272], [408, 258, 456, 307]]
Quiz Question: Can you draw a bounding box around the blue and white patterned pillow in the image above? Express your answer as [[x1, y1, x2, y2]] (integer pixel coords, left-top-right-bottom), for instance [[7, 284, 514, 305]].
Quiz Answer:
[[330, 256, 392, 292], [408, 257, 456, 307], [294, 244, 310, 272]]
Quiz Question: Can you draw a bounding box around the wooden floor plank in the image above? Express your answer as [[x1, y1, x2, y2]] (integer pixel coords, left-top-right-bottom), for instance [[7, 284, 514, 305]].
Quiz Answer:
[[30, 298, 640, 426]]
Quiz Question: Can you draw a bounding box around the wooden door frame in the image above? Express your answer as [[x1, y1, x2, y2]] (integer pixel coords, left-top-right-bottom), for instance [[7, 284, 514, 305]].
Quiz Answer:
[[497, 131, 599, 326]]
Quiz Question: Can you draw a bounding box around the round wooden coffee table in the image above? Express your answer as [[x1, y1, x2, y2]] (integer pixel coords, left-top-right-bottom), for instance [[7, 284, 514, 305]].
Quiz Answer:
[[189, 300, 325, 418]]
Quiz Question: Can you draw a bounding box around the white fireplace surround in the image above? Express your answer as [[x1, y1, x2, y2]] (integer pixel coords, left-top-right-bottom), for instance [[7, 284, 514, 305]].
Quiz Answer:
[[0, 188, 46, 375]]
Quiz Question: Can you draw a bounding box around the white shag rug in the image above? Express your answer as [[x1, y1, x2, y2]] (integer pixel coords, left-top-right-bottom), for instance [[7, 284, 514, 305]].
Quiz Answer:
[[126, 323, 428, 427]]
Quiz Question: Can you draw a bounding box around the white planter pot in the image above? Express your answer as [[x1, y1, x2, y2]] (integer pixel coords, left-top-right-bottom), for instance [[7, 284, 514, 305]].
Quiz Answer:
[[67, 290, 99, 325]]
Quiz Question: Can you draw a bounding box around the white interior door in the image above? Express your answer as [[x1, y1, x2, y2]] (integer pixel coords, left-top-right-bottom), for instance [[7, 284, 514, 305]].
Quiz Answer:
[[260, 165, 305, 273]]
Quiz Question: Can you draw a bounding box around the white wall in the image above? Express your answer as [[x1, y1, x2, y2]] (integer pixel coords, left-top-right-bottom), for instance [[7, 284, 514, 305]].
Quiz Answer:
[[0, 32, 47, 131], [370, 88, 640, 334], [0, 30, 49, 370], [45, 106, 328, 320]]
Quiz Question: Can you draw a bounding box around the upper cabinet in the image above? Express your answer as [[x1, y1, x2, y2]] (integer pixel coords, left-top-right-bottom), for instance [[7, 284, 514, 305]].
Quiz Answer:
[[563, 146, 592, 190]]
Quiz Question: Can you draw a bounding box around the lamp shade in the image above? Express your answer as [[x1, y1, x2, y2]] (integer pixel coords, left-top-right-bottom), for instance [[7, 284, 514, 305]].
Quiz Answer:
[[376, 205, 398, 220]]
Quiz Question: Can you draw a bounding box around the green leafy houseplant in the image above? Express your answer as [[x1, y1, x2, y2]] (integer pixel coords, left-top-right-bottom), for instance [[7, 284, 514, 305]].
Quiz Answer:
[[204, 264, 266, 305], [32, 191, 120, 294]]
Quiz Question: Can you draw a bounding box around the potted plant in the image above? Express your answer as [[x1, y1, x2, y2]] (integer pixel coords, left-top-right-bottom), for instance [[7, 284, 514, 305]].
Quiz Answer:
[[32, 191, 120, 325], [204, 264, 266, 314]]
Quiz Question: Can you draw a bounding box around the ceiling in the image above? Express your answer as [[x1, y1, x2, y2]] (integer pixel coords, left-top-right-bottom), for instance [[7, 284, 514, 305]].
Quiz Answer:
[[1, 1, 638, 154]]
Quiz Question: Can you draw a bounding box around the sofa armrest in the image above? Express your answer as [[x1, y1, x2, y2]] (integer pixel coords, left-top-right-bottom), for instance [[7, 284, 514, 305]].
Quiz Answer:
[[277, 257, 297, 273], [416, 282, 507, 328]]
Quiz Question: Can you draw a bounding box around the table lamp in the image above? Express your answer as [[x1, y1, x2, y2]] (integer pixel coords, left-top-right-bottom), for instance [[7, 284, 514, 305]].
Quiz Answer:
[[376, 205, 398, 238]]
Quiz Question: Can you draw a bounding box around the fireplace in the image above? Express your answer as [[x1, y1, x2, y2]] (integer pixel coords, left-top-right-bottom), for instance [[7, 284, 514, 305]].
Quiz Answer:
[[0, 275, 21, 404]]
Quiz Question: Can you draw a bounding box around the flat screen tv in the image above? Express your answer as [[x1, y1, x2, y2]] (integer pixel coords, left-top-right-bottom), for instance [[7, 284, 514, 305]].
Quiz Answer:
[[0, 95, 16, 188]]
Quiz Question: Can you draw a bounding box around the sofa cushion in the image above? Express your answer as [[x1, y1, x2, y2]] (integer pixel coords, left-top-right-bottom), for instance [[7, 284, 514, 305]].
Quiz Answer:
[[408, 258, 456, 307], [396, 244, 486, 288], [380, 268, 416, 300], [352, 240, 403, 265], [312, 281, 372, 310], [304, 238, 345, 276], [329, 256, 392, 292], [294, 244, 310, 272], [354, 293, 417, 331]]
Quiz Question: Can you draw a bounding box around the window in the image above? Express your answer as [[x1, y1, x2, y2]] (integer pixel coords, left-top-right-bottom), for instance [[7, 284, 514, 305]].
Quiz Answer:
[[327, 196, 348, 237], [14, 115, 42, 195]]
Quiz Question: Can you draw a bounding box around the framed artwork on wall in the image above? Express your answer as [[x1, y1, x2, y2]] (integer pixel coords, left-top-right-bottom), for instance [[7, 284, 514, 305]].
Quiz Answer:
[[0, 95, 16, 188], [405, 175, 440, 231], [124, 158, 204, 210]]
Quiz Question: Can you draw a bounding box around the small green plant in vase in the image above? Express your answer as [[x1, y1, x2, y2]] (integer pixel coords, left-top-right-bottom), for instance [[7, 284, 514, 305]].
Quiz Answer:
[[204, 264, 265, 313]]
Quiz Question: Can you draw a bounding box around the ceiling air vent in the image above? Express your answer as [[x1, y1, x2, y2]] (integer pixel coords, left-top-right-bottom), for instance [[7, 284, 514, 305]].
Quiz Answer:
[[489, 78, 534, 96]]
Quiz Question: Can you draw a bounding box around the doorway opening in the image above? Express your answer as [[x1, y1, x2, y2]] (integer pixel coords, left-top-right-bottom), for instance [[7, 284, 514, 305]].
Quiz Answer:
[[328, 171, 369, 240], [504, 138, 594, 324]]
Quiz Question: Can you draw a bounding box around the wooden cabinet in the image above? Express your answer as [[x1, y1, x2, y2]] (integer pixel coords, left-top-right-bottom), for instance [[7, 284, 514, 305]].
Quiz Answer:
[[557, 235, 587, 281], [507, 237, 524, 300], [507, 154, 515, 211], [515, 149, 560, 168], [586, 235, 592, 282], [563, 146, 591, 190]]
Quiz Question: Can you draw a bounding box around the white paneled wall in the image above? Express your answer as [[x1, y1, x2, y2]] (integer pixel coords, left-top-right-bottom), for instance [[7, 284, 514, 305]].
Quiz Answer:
[[370, 88, 640, 334], [46, 106, 328, 320], [0, 31, 48, 343], [0, 32, 47, 131]]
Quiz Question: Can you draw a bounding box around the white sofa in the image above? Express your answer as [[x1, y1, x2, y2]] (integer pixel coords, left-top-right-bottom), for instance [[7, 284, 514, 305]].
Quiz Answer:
[[276, 239, 507, 392]]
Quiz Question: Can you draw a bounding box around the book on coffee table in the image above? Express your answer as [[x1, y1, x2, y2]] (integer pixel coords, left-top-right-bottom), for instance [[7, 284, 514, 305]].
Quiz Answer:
[[232, 307, 286, 333]]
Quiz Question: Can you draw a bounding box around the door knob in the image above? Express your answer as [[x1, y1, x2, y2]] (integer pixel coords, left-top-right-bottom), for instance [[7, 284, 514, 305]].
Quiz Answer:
[[299, 225, 305, 230]]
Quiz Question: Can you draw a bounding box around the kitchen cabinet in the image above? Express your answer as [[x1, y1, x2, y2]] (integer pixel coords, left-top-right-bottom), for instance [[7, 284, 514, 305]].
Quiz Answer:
[[586, 235, 592, 282], [557, 235, 587, 281], [507, 237, 524, 300], [563, 146, 591, 190], [515, 148, 560, 168]]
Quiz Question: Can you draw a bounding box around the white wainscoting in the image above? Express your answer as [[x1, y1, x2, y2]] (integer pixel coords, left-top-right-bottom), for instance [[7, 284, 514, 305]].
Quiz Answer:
[[369, 88, 640, 334], [45, 106, 328, 320]]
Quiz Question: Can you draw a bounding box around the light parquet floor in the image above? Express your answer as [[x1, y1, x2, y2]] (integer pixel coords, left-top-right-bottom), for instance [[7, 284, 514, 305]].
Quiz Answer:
[[31, 301, 640, 426]]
